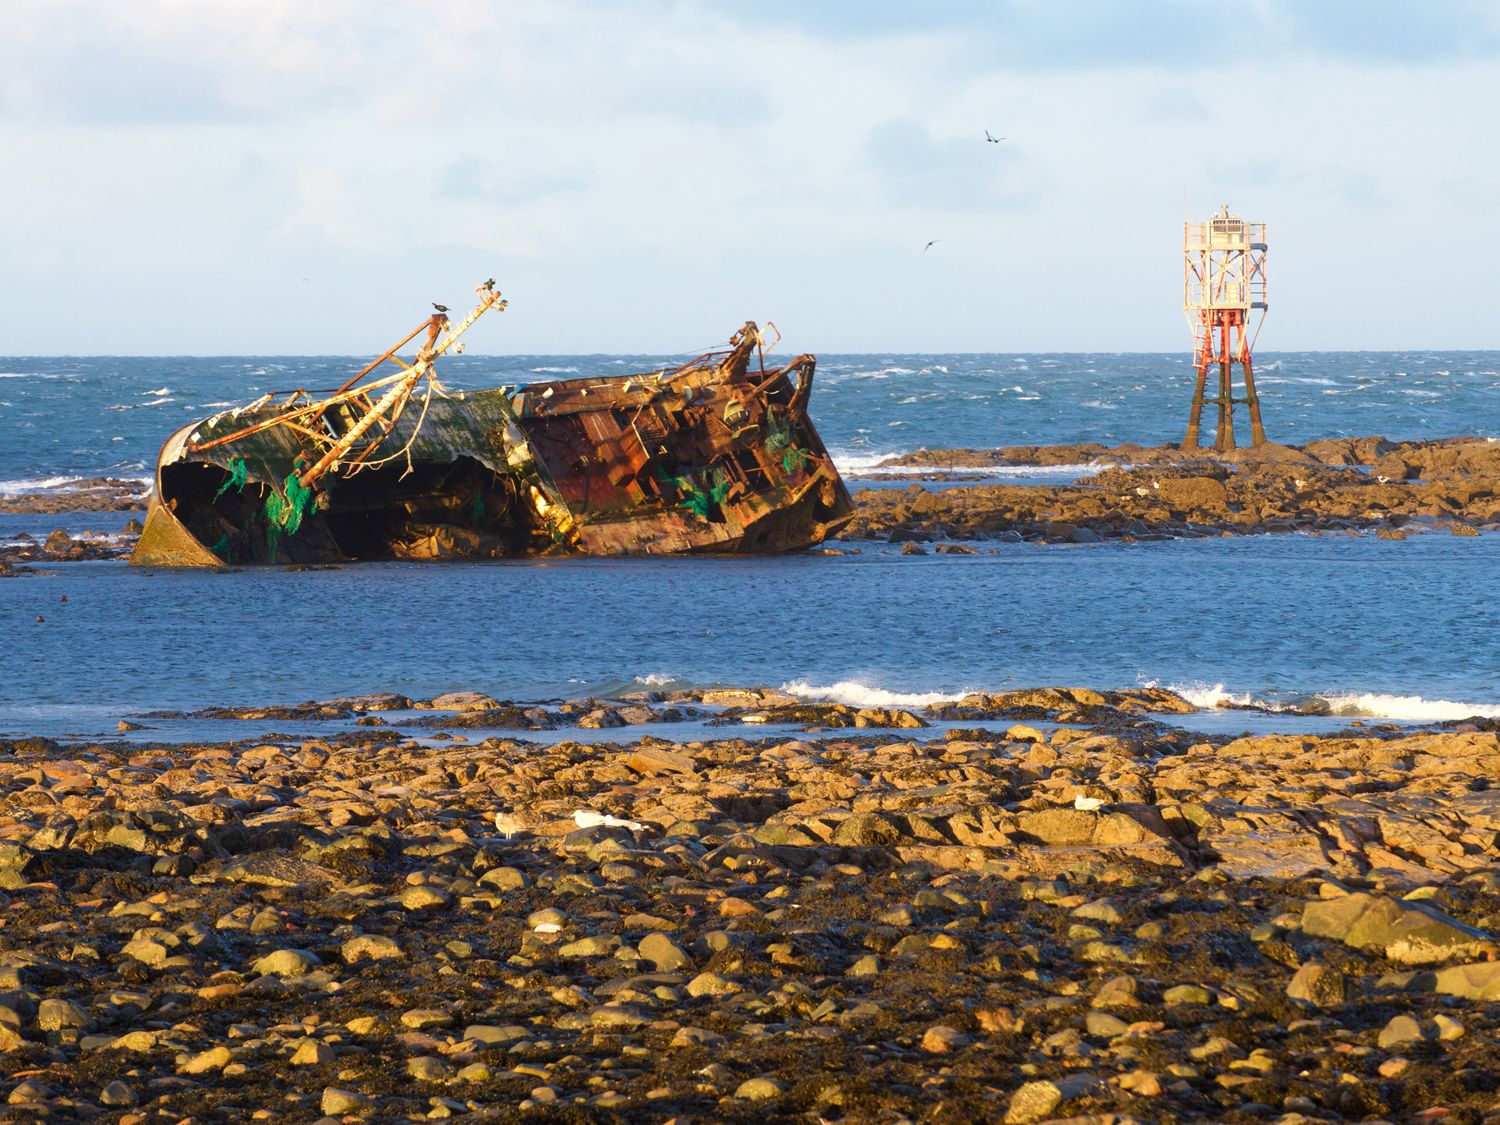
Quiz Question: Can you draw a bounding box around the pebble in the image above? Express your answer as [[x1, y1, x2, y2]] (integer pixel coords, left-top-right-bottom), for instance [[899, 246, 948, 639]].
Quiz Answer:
[[291, 1039, 335, 1065], [251, 949, 320, 977], [920, 1025, 970, 1053], [99, 1081, 137, 1107], [180, 1045, 233, 1074], [735, 1077, 784, 1100], [321, 1087, 375, 1115]]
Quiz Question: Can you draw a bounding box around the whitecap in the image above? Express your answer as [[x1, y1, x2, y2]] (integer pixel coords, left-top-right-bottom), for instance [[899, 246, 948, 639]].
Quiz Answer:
[[782, 678, 961, 709], [1163, 681, 1258, 710], [141, 386, 171, 396], [1315, 692, 1500, 721], [530, 366, 581, 374], [634, 672, 678, 686], [827, 448, 909, 474], [1161, 680, 1500, 722], [0, 475, 90, 495]]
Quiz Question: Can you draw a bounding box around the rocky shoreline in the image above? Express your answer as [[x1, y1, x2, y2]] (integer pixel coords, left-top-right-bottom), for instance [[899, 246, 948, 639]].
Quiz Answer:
[[0, 479, 149, 516], [7, 438, 1500, 572], [844, 436, 1500, 545], [4, 686, 1500, 1122]]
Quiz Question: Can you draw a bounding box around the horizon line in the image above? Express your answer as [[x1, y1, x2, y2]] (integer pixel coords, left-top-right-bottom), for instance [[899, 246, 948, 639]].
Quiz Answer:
[[4, 346, 1500, 360]]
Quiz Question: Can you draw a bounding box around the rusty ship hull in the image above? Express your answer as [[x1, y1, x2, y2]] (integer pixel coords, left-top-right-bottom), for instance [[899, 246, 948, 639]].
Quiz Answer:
[[131, 321, 854, 566]]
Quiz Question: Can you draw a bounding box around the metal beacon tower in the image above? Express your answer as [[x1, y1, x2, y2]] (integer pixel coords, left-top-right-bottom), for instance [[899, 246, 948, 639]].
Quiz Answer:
[[1182, 205, 1268, 451]]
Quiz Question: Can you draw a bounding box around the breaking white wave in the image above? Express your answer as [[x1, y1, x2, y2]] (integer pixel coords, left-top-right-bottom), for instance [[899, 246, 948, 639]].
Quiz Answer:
[[141, 386, 171, 396], [530, 366, 580, 374], [0, 475, 91, 495], [1163, 680, 1500, 721], [782, 679, 961, 709], [827, 447, 907, 474], [830, 447, 1103, 482], [1317, 692, 1500, 721], [1167, 682, 1259, 710], [633, 673, 678, 686]]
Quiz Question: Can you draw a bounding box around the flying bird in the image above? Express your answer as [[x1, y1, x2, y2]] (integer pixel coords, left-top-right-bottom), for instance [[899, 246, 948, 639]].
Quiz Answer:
[[432, 303, 450, 314], [923, 239, 940, 252], [985, 130, 1005, 143]]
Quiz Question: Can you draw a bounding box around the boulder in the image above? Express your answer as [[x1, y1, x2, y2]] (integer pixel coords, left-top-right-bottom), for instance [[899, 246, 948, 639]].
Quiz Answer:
[[1301, 892, 1498, 965]]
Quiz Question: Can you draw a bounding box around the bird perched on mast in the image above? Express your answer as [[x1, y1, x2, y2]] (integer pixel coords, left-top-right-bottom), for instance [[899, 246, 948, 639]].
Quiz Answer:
[[432, 302, 450, 314]]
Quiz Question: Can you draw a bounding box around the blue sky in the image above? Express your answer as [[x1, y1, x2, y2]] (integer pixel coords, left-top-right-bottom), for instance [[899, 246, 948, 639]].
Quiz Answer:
[[2, 1, 1497, 354]]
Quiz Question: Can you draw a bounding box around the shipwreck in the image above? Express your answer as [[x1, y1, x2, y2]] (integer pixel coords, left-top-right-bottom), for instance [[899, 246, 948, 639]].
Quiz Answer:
[[130, 282, 854, 566]]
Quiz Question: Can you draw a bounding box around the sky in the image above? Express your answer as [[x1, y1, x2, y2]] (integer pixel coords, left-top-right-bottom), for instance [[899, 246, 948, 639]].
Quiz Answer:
[[2, 0, 1498, 355]]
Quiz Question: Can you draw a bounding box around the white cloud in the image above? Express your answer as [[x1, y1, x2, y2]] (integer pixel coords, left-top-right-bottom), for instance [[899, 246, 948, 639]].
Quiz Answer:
[[0, 2, 1496, 353]]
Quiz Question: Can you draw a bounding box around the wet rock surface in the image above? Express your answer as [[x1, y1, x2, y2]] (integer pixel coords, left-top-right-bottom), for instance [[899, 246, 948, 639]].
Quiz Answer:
[[0, 525, 137, 572], [0, 478, 149, 515], [846, 436, 1500, 544], [4, 689, 1500, 1120]]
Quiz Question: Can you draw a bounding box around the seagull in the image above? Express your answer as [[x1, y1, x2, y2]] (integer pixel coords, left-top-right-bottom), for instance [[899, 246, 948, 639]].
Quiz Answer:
[[1074, 793, 1107, 812], [923, 239, 940, 252], [573, 809, 645, 832], [985, 130, 1005, 143], [493, 810, 539, 838], [432, 303, 450, 314]]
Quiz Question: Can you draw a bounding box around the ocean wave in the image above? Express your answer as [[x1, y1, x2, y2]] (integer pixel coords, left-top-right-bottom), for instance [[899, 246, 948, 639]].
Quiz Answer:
[[0, 475, 92, 495], [1317, 692, 1500, 721], [1163, 681, 1500, 721], [840, 367, 914, 380], [827, 448, 906, 473], [530, 366, 580, 374], [633, 673, 678, 686], [1167, 682, 1258, 709], [141, 386, 171, 396], [782, 678, 962, 709]]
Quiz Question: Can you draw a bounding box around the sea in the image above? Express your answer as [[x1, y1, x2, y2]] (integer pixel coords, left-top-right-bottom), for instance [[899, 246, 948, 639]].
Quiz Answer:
[[3, 350, 1500, 742]]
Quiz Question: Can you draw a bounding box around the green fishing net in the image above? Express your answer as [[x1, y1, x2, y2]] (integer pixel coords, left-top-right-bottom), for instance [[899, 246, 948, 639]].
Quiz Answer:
[[212, 455, 249, 502], [764, 413, 795, 453], [264, 458, 314, 558], [678, 467, 728, 520]]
